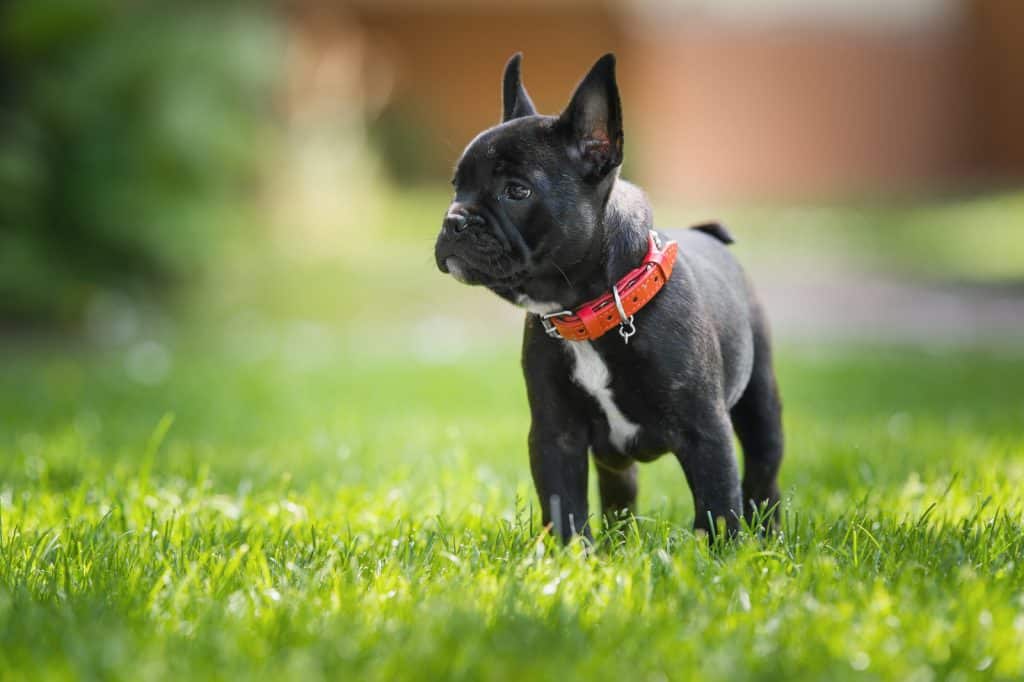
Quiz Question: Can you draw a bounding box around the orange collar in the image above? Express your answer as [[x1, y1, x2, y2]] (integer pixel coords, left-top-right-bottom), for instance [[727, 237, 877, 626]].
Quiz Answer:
[[540, 231, 678, 344]]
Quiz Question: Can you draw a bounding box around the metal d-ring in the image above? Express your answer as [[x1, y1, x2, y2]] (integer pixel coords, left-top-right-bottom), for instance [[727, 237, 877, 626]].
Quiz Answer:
[[611, 284, 636, 344]]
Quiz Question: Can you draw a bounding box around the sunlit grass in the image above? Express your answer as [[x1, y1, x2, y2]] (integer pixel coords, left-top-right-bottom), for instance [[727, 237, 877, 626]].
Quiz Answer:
[[2, 339, 1023, 680], [3, 187, 1024, 679]]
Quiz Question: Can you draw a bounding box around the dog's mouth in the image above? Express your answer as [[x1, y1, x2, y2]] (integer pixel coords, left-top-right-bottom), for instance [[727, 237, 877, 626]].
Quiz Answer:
[[443, 256, 529, 287], [442, 256, 473, 284], [436, 241, 529, 288]]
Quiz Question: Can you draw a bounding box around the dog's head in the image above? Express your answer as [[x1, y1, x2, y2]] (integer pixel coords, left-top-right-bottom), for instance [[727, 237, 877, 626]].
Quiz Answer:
[[434, 53, 624, 297]]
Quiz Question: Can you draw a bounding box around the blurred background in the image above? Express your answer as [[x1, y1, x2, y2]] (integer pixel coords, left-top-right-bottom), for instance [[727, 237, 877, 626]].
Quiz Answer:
[[2, 0, 1023, 356], [4, 6, 1024, 677], [4, 7, 1024, 676]]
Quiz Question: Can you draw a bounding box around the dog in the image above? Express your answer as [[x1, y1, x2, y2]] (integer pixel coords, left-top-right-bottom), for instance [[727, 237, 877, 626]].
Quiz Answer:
[[434, 53, 783, 542]]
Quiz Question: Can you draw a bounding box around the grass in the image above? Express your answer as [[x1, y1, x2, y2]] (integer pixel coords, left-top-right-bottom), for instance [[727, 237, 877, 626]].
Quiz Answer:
[[3, 340, 1024, 681], [2, 188, 1024, 680]]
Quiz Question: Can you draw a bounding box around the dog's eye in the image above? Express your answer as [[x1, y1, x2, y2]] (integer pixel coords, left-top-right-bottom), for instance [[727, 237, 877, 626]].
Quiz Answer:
[[503, 182, 531, 201]]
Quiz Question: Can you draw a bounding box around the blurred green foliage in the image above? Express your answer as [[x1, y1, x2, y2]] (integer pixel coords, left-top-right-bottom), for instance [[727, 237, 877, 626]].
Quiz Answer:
[[0, 0, 280, 326], [369, 104, 448, 185]]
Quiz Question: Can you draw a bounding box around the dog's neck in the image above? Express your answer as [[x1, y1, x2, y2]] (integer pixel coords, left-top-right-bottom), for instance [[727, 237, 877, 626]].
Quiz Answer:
[[502, 178, 653, 312], [601, 179, 654, 289]]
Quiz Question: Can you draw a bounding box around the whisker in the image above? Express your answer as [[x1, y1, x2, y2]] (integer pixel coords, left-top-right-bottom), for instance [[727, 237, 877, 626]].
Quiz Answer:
[[552, 260, 574, 289]]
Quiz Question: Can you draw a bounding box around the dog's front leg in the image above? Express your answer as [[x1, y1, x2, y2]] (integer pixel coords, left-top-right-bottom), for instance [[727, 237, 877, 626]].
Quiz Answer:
[[523, 323, 593, 544], [529, 422, 591, 544]]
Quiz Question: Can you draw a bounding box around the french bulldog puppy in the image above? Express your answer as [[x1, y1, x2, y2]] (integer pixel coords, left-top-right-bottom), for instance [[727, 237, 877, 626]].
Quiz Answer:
[[434, 53, 783, 542]]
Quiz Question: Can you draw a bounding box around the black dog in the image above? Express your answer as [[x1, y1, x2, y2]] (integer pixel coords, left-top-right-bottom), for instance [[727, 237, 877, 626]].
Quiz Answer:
[[434, 53, 783, 541]]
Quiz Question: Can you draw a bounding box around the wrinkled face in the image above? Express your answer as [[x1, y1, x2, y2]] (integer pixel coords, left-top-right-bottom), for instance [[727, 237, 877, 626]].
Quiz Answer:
[[434, 118, 601, 291], [435, 52, 623, 296]]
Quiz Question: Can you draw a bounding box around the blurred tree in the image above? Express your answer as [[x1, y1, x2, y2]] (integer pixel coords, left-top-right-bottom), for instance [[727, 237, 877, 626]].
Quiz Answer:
[[0, 0, 280, 328]]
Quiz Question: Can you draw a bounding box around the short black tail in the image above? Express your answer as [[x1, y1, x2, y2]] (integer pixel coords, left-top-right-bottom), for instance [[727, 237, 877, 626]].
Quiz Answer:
[[691, 221, 734, 245]]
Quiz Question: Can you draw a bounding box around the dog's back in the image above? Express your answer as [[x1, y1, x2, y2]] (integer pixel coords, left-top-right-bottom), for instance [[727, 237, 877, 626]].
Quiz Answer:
[[667, 224, 760, 409]]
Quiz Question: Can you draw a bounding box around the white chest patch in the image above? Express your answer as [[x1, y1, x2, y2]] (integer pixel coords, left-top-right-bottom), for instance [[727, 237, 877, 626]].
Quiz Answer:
[[564, 341, 640, 452]]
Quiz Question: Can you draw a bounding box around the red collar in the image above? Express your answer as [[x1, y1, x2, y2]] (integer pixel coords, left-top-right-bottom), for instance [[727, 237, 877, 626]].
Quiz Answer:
[[540, 231, 678, 344]]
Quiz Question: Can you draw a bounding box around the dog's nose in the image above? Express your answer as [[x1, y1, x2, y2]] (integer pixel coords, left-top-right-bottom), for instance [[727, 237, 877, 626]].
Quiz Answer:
[[444, 212, 468, 234], [444, 208, 484, 234]]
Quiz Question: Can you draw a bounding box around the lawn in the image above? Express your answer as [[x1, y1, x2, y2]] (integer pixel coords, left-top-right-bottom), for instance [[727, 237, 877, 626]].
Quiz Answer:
[[2, 190, 1024, 680]]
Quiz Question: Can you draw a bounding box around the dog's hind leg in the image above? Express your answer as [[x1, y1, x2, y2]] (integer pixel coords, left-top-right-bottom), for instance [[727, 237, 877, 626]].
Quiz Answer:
[[674, 406, 743, 538], [730, 305, 784, 529]]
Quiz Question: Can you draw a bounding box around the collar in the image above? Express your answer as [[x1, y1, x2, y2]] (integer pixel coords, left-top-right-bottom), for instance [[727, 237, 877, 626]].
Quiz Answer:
[[539, 230, 678, 344]]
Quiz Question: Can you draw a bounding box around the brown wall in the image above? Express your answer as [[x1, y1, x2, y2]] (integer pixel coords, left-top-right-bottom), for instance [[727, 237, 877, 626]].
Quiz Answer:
[[356, 7, 625, 166], [288, 1, 1024, 200], [626, 21, 976, 200], [968, 0, 1024, 177]]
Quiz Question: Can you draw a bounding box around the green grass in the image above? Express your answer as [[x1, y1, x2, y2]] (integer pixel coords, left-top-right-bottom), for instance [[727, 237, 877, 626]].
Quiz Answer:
[[3, 187, 1024, 680], [2, 339, 1024, 681]]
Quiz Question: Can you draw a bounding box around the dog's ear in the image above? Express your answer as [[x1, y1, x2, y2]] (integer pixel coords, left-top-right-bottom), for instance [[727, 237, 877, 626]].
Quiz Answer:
[[502, 53, 537, 122], [558, 53, 623, 181]]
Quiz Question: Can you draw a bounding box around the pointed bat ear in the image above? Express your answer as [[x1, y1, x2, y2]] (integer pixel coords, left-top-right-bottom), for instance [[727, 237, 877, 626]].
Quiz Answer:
[[558, 53, 623, 181], [502, 53, 538, 122]]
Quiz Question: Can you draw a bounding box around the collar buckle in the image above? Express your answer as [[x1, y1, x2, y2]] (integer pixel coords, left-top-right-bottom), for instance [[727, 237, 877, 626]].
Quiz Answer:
[[540, 309, 574, 338]]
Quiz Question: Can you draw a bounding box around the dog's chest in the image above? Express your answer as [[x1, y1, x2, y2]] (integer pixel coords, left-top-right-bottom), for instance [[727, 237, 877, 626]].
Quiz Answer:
[[562, 340, 640, 452]]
